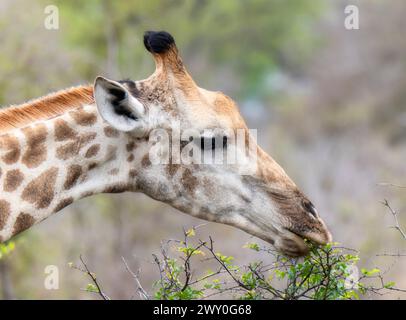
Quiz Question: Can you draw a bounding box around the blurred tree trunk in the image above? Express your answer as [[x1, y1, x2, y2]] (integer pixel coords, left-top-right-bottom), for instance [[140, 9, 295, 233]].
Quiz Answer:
[[0, 260, 15, 299]]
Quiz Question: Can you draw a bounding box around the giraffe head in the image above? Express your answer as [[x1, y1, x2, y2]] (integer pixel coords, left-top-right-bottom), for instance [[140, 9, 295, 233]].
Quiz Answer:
[[93, 31, 332, 256]]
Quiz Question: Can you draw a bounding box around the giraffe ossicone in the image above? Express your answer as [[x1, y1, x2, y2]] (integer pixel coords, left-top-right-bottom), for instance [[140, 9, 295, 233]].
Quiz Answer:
[[0, 31, 332, 256]]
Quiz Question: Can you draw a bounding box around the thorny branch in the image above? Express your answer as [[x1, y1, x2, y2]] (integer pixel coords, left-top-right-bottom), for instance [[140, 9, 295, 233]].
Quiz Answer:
[[74, 230, 406, 300], [72, 182, 406, 300], [201, 237, 251, 291], [121, 256, 150, 300], [77, 255, 110, 300], [381, 199, 406, 240], [75, 191, 406, 301], [177, 226, 204, 292], [74, 232, 406, 300]]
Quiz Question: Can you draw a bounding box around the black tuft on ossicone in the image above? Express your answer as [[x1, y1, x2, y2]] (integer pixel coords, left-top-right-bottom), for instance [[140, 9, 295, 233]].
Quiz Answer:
[[143, 31, 175, 54]]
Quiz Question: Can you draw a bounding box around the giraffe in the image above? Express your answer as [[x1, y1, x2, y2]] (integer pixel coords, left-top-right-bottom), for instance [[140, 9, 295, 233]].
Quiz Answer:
[[0, 31, 331, 257]]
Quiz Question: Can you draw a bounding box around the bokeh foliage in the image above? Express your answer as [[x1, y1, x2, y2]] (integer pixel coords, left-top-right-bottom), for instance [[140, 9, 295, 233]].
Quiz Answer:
[[51, 0, 323, 98], [0, 0, 405, 299]]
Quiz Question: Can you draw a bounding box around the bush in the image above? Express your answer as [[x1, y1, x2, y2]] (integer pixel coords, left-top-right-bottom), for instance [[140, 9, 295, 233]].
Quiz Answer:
[[72, 226, 403, 300]]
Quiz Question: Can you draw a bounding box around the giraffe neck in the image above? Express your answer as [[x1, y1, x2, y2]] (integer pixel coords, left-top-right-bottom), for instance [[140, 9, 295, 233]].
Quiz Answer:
[[0, 103, 143, 242]]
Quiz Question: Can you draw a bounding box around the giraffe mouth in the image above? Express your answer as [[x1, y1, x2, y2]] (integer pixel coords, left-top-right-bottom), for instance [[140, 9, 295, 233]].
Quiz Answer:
[[285, 227, 332, 247], [240, 223, 332, 257], [272, 229, 309, 257]]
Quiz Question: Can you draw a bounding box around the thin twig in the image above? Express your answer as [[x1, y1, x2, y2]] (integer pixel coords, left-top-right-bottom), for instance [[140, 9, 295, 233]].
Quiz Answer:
[[381, 199, 406, 240], [121, 257, 150, 300], [376, 252, 406, 257], [201, 237, 251, 292], [377, 182, 406, 188], [79, 255, 110, 300]]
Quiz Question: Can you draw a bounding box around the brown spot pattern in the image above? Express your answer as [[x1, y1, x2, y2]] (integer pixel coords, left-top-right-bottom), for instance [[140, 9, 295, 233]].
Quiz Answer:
[[54, 119, 77, 141], [85, 144, 100, 158], [126, 141, 136, 152], [141, 154, 151, 167], [129, 169, 137, 178], [70, 109, 97, 126], [166, 164, 180, 177], [104, 126, 119, 138], [4, 169, 24, 192], [127, 154, 134, 162], [21, 124, 47, 168], [0, 134, 21, 164], [56, 132, 96, 160], [88, 162, 97, 170], [21, 167, 58, 209], [64, 165, 82, 190], [12, 213, 35, 236], [0, 200, 11, 230], [54, 197, 74, 212], [181, 168, 198, 193], [103, 184, 128, 194]]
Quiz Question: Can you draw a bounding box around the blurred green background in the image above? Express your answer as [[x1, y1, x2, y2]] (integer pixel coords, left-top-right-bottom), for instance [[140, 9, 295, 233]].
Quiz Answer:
[[0, 0, 405, 299]]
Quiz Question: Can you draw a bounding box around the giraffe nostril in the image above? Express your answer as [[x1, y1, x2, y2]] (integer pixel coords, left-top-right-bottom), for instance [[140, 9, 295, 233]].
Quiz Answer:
[[303, 200, 318, 218]]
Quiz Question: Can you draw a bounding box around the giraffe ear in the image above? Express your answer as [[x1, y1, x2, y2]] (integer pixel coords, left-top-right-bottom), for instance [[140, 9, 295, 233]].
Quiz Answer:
[[94, 76, 145, 133]]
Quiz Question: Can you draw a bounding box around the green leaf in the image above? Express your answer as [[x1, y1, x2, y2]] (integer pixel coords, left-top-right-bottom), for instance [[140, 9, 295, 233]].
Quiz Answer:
[[384, 281, 395, 289], [85, 284, 99, 293], [185, 228, 195, 237], [243, 242, 260, 251], [361, 268, 380, 276]]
